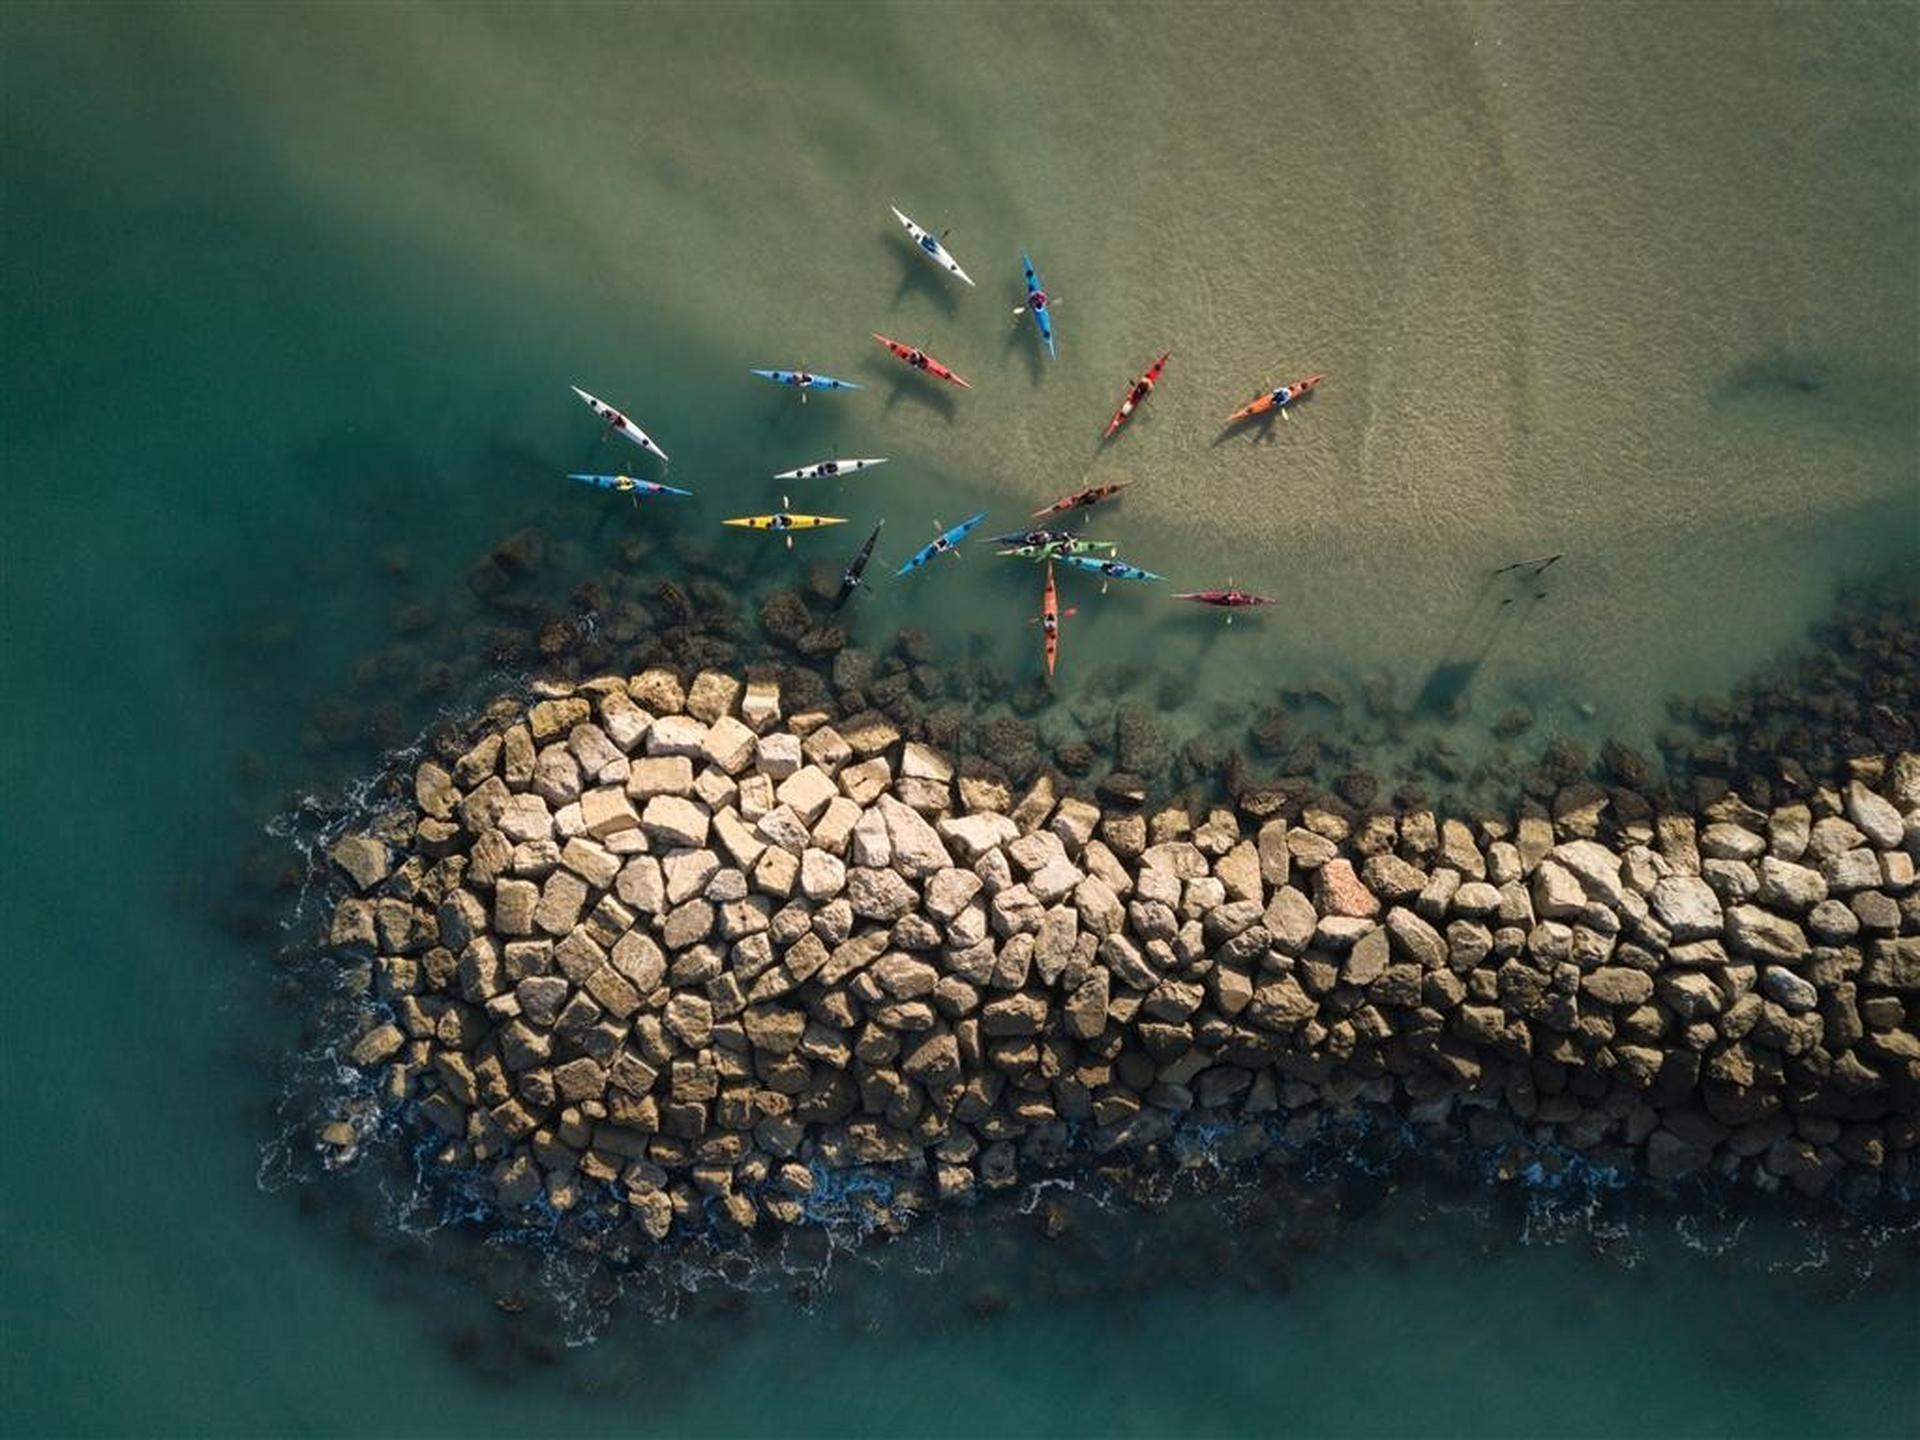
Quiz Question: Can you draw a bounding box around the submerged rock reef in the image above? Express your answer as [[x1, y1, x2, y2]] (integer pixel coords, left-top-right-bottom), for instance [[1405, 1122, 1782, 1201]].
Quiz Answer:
[[318, 668, 1920, 1241]]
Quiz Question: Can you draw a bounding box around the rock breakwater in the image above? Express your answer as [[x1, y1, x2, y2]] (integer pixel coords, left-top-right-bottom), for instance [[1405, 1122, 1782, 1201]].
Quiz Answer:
[[318, 670, 1920, 1240]]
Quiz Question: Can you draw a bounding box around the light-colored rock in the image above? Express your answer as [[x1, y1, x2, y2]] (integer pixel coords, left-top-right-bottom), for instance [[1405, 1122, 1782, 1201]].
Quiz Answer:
[[939, 811, 1019, 861], [614, 855, 665, 914], [741, 678, 782, 733], [686, 671, 741, 724], [878, 794, 954, 877], [579, 786, 639, 839], [1760, 966, 1819, 1013], [641, 795, 710, 850], [645, 713, 709, 757], [329, 835, 391, 893], [626, 755, 695, 801], [1845, 781, 1905, 849], [1725, 905, 1809, 964], [799, 848, 847, 901], [776, 765, 838, 825], [1650, 875, 1723, 941], [1754, 856, 1826, 912], [839, 757, 892, 806], [701, 715, 758, 775], [756, 732, 803, 779], [1551, 840, 1626, 910]]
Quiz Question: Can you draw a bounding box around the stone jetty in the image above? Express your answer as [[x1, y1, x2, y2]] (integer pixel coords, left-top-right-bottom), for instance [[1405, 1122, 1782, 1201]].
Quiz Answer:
[[322, 669, 1920, 1239]]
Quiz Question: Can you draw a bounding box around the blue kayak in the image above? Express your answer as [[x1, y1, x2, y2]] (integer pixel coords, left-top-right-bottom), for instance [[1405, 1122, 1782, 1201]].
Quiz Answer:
[[751, 368, 861, 393], [1021, 252, 1055, 359], [567, 473, 693, 498], [898, 512, 989, 576], [1058, 554, 1162, 586]]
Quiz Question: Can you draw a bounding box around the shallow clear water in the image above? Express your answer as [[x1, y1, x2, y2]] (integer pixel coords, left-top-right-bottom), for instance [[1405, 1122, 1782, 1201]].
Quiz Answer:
[[2, 3, 1916, 1435]]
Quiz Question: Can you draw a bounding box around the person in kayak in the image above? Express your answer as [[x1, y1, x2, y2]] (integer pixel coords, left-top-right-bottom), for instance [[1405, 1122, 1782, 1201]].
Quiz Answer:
[[791, 370, 812, 389], [820, 460, 840, 476], [907, 349, 930, 370]]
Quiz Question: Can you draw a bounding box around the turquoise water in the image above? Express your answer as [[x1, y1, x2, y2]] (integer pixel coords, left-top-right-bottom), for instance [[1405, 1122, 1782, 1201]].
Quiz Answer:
[[3, 3, 1916, 1436]]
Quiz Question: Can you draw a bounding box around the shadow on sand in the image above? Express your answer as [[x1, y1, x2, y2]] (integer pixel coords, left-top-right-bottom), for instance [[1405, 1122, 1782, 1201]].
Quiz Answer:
[[884, 234, 962, 318], [1413, 559, 1562, 717]]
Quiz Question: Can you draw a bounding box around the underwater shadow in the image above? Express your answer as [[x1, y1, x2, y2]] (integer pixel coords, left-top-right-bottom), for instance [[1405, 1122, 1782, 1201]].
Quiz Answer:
[[1413, 558, 1562, 717], [884, 235, 962, 318], [1002, 287, 1049, 386], [867, 361, 960, 424]]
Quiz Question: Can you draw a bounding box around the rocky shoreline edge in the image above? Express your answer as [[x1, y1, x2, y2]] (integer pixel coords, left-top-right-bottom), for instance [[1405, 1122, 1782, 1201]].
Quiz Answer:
[[313, 668, 1919, 1242]]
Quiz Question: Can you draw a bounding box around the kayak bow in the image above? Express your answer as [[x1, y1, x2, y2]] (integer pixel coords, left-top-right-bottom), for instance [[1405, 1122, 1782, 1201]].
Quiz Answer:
[[890, 204, 974, 286], [872, 333, 972, 389], [567, 473, 693, 499], [898, 512, 989, 576], [1021, 252, 1055, 359], [1102, 352, 1169, 440], [1225, 373, 1325, 425], [572, 385, 669, 465], [775, 456, 889, 481], [1031, 480, 1129, 519]]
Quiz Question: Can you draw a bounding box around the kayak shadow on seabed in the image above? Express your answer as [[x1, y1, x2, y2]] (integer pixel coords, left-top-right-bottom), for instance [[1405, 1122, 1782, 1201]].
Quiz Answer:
[[882, 231, 961, 317], [1414, 556, 1562, 718]]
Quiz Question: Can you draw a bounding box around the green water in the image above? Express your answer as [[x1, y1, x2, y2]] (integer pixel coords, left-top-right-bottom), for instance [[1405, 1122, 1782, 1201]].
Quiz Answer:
[[3, 3, 1916, 1435]]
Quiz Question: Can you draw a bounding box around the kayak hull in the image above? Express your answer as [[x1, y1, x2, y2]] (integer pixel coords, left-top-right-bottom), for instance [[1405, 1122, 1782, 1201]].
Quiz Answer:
[[891, 204, 975, 286], [750, 369, 861, 392], [1224, 373, 1326, 425], [572, 384, 669, 464], [567, 473, 692, 498], [872, 333, 972, 389], [1032, 480, 1129, 519], [724, 514, 846, 531], [774, 458, 889, 481], [1102, 352, 1170, 440], [1059, 555, 1162, 583], [898, 512, 989, 575], [1021, 252, 1055, 359]]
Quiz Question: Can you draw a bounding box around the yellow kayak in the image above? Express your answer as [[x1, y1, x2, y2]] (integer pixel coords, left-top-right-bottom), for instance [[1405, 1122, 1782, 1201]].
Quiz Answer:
[[723, 503, 846, 548]]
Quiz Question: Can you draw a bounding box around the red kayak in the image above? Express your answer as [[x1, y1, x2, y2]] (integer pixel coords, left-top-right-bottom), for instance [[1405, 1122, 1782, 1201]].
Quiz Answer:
[[1103, 351, 1169, 439], [1174, 588, 1275, 624], [1032, 480, 1129, 519], [873, 333, 972, 389]]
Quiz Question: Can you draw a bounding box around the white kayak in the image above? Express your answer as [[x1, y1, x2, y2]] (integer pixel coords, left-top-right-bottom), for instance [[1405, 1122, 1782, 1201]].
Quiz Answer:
[[774, 456, 889, 481], [890, 204, 974, 287], [572, 384, 668, 466]]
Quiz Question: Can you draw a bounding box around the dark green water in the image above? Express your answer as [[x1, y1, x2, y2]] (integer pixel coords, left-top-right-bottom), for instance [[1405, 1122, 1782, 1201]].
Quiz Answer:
[[3, 4, 1916, 1436]]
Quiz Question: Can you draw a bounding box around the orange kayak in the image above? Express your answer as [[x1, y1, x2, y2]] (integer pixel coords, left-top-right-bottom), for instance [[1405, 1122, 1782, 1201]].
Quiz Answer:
[[1033, 560, 1077, 676], [1103, 351, 1169, 439], [1032, 479, 1129, 519], [873, 333, 972, 389], [1225, 373, 1325, 425]]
